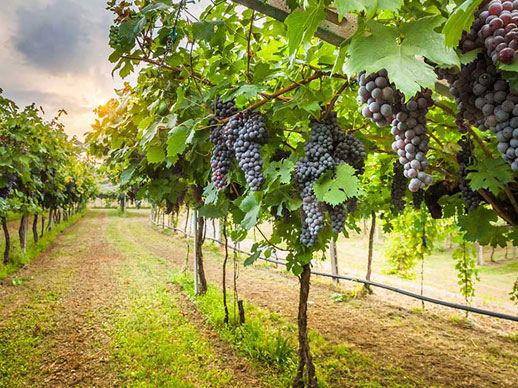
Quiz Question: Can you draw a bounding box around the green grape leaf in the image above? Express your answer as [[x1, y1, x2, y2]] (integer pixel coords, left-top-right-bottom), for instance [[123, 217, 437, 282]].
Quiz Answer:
[[166, 124, 191, 163], [400, 16, 460, 67], [458, 207, 498, 244], [244, 247, 261, 266], [335, 0, 401, 16], [345, 21, 437, 97], [265, 159, 295, 184], [285, 5, 326, 56], [199, 202, 228, 218], [239, 192, 261, 230], [460, 48, 482, 65], [442, 0, 483, 47], [146, 146, 165, 164], [120, 164, 137, 186], [192, 21, 223, 42], [119, 16, 147, 45], [467, 159, 514, 194], [313, 164, 358, 206], [203, 182, 219, 205]]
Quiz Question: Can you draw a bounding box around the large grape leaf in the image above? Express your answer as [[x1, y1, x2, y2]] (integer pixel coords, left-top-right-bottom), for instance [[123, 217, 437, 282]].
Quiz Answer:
[[442, 0, 483, 47], [335, 0, 402, 16], [166, 124, 191, 164], [400, 16, 460, 67], [265, 159, 295, 184], [345, 21, 437, 97], [239, 193, 261, 230], [467, 159, 514, 195], [313, 164, 358, 206], [146, 146, 165, 164], [285, 5, 326, 56], [458, 207, 498, 244]]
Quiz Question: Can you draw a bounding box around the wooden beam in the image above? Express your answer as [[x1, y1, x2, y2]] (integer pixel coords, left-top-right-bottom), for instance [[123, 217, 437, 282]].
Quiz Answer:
[[231, 0, 358, 46]]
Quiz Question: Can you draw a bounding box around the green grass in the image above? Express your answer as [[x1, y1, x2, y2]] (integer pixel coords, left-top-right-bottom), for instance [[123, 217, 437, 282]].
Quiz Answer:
[[171, 272, 427, 388], [0, 211, 85, 279], [105, 213, 243, 387]]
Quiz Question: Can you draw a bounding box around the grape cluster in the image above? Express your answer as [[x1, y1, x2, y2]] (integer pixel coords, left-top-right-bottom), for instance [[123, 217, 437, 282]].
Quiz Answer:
[[358, 70, 400, 127], [232, 112, 268, 191], [209, 99, 238, 190], [0, 173, 16, 199], [327, 204, 347, 233], [466, 1, 518, 65], [295, 114, 366, 246], [456, 136, 482, 211], [449, 52, 518, 169], [391, 161, 406, 212], [109, 25, 124, 50], [412, 189, 425, 210], [390, 90, 434, 192]]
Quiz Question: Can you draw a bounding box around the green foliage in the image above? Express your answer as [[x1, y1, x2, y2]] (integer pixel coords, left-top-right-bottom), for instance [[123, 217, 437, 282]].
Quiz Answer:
[[384, 208, 436, 279], [442, 0, 483, 47], [452, 241, 480, 303], [313, 164, 359, 206], [510, 278, 518, 306], [467, 159, 514, 195]]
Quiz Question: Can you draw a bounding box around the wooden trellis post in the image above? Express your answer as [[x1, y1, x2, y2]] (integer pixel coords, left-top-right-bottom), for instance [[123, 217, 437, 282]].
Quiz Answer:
[[329, 239, 339, 286], [193, 209, 200, 294]]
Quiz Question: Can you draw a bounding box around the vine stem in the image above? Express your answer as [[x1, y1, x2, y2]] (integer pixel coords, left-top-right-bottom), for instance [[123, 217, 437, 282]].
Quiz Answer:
[[321, 80, 350, 120], [246, 11, 255, 83], [255, 225, 288, 252]]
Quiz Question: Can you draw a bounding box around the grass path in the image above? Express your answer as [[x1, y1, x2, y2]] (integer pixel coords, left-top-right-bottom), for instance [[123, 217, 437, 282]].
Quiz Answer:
[[0, 210, 275, 387]]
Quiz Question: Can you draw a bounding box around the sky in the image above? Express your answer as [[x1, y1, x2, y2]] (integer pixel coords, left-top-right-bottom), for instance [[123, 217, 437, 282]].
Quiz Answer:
[[0, 0, 131, 140]]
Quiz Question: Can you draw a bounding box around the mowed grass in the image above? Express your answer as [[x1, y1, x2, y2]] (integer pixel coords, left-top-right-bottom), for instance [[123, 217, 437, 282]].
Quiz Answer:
[[105, 211, 247, 388], [113, 210, 430, 387]]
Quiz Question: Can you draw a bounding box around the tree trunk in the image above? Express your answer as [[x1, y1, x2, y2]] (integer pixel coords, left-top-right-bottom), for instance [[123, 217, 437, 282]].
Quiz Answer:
[[2, 216, 10, 265], [32, 214, 38, 243], [184, 208, 190, 234], [364, 210, 376, 294], [195, 215, 207, 295], [292, 264, 317, 388], [121, 195, 126, 214], [222, 221, 230, 325], [47, 209, 53, 232], [40, 214, 45, 238], [19, 215, 28, 253], [475, 242, 484, 266], [490, 246, 496, 263]]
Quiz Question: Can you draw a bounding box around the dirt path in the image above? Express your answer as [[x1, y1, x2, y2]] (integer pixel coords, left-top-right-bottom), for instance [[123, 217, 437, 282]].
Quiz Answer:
[[129, 211, 518, 388], [0, 210, 275, 388]]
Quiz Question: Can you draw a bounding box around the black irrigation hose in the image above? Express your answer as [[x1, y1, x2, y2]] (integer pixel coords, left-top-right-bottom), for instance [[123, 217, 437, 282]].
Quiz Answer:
[[151, 217, 518, 322]]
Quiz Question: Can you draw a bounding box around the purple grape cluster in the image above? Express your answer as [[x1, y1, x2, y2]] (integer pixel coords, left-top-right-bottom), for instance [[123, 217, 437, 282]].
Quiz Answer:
[[295, 114, 366, 245], [358, 70, 400, 127], [391, 161, 406, 212], [0, 173, 16, 199], [412, 189, 425, 210], [209, 99, 239, 190], [461, 0, 518, 65], [449, 52, 518, 170], [390, 90, 434, 192], [456, 136, 482, 211], [209, 100, 268, 191], [233, 112, 268, 191]]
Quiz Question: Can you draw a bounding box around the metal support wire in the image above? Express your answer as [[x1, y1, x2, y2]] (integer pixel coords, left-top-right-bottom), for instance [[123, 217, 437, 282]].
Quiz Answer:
[[150, 214, 518, 322]]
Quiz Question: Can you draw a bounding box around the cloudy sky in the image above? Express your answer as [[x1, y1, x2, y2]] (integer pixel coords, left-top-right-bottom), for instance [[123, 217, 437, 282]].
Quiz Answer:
[[0, 0, 130, 140]]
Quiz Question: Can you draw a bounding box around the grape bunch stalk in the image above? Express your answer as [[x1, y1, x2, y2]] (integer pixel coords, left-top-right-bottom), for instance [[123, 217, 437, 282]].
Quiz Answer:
[[390, 90, 434, 192], [456, 136, 482, 211], [295, 113, 366, 246], [209, 99, 239, 190]]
